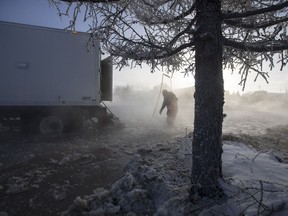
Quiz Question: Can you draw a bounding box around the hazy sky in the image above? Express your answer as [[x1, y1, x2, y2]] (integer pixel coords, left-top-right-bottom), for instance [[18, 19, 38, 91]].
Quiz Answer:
[[1, 0, 287, 93]]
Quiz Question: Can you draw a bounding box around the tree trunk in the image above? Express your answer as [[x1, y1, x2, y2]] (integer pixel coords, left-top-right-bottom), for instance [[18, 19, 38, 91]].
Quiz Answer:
[[191, 0, 224, 197]]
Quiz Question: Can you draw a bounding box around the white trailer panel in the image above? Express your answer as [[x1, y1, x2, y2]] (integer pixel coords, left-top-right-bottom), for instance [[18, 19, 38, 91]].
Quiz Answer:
[[0, 21, 101, 106]]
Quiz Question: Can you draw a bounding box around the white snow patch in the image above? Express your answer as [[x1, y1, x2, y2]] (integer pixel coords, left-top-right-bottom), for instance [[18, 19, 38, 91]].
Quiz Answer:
[[61, 136, 288, 216]]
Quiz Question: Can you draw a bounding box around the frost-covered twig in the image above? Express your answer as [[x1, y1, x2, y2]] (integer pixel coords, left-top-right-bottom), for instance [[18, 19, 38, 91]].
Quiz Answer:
[[221, 178, 286, 216]]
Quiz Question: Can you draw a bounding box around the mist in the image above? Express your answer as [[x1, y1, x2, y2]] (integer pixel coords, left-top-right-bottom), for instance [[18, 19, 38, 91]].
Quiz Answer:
[[108, 85, 288, 137], [223, 90, 288, 135], [2, 85, 288, 215]]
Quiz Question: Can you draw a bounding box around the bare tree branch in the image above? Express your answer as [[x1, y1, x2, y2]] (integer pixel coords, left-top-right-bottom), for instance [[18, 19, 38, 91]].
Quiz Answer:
[[223, 37, 288, 52], [51, 0, 288, 87], [147, 2, 196, 25], [223, 16, 288, 30], [109, 39, 195, 61], [222, 1, 288, 20]]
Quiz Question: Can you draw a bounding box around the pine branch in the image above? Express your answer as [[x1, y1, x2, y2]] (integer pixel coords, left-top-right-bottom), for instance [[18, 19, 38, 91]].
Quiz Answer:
[[223, 16, 288, 30], [223, 37, 288, 52], [222, 1, 288, 20]]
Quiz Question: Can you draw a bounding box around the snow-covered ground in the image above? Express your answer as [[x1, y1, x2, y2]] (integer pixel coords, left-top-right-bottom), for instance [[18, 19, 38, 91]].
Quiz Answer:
[[1, 92, 288, 216], [61, 133, 288, 216], [60, 94, 288, 216]]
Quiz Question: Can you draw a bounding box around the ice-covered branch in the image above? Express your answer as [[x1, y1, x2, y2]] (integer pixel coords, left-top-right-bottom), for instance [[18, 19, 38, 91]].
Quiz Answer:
[[223, 16, 288, 30], [142, 2, 196, 25], [222, 1, 288, 20], [223, 37, 288, 52]]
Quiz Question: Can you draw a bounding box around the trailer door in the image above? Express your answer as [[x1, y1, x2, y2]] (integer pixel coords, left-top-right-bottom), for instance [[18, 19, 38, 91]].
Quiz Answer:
[[100, 56, 113, 101]]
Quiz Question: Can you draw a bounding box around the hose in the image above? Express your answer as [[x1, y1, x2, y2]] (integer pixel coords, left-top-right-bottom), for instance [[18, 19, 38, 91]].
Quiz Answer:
[[152, 73, 172, 118]]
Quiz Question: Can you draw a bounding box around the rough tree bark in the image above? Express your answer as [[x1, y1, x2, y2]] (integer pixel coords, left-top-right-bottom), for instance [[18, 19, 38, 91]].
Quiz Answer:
[[192, 0, 224, 197]]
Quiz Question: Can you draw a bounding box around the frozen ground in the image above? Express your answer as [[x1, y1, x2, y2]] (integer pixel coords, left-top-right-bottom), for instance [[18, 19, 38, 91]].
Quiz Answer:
[[1, 92, 288, 215]]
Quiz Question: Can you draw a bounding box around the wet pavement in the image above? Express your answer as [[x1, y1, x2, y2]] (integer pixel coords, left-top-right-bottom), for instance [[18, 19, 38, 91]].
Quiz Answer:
[[0, 120, 184, 216]]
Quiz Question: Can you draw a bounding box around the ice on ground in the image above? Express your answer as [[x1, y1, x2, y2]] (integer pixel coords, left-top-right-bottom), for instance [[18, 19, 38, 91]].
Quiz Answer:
[[61, 134, 288, 216]]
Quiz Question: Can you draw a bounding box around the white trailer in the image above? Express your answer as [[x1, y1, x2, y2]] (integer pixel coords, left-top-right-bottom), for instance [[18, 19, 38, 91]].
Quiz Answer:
[[0, 21, 114, 133]]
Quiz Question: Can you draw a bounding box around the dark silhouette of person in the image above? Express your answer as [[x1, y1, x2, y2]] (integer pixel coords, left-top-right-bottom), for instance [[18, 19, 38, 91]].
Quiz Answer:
[[159, 89, 178, 126]]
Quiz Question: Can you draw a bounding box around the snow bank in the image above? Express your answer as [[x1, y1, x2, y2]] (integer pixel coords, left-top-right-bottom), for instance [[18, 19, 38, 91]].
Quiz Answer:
[[61, 136, 288, 216]]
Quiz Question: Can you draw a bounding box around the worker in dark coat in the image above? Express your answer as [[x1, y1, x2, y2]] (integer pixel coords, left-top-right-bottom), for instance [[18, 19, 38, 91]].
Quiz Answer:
[[159, 89, 178, 126]]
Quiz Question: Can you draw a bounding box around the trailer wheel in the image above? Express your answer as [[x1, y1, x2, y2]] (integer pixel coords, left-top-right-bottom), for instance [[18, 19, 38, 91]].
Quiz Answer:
[[39, 115, 64, 134]]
